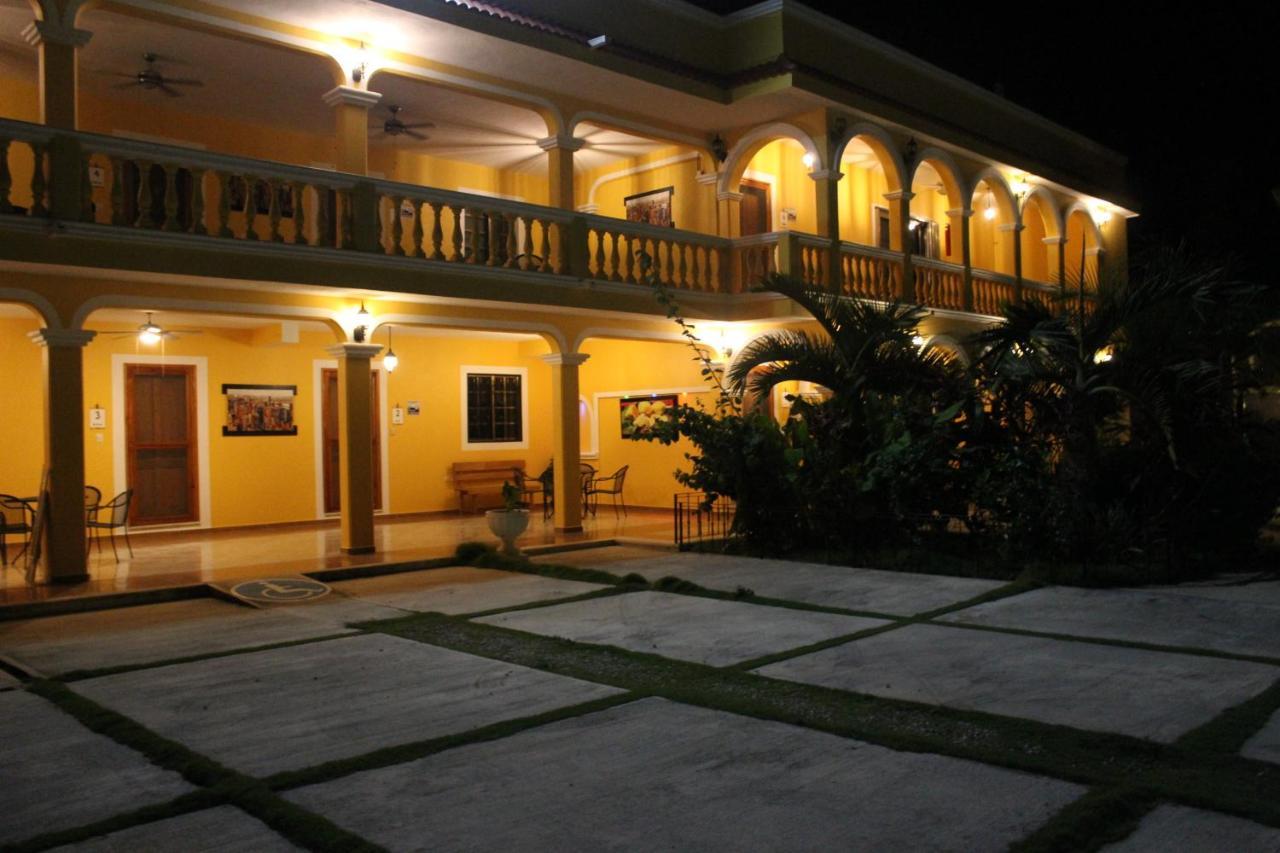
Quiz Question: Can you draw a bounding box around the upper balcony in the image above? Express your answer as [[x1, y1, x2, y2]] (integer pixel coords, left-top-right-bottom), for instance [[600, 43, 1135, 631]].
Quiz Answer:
[[0, 0, 1128, 322]]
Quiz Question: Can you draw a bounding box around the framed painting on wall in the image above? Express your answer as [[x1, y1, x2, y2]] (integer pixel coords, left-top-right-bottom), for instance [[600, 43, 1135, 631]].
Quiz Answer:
[[620, 394, 677, 439], [222, 384, 298, 436], [624, 186, 674, 228]]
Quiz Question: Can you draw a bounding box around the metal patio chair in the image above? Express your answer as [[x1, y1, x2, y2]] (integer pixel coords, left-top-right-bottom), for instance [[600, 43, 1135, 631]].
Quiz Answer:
[[87, 489, 134, 562], [585, 465, 629, 518], [0, 494, 32, 566]]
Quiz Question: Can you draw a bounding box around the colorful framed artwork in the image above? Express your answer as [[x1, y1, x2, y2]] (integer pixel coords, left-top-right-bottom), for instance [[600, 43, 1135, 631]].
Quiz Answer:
[[624, 186, 674, 228], [222, 384, 298, 436], [620, 394, 677, 438]]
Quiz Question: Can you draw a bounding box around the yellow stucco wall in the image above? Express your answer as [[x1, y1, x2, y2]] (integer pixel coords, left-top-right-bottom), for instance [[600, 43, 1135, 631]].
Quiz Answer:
[[577, 146, 716, 234]]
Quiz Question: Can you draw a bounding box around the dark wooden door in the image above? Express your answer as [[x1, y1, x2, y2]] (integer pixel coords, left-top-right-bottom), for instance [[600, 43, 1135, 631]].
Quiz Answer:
[[126, 364, 198, 525], [739, 179, 771, 236], [321, 369, 382, 513]]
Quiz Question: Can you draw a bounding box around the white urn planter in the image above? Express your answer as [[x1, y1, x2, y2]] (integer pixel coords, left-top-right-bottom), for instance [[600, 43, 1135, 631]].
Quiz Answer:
[[485, 508, 530, 556]]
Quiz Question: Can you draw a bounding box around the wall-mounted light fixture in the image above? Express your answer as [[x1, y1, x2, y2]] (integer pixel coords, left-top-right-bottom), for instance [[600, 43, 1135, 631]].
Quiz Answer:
[[1009, 174, 1030, 200], [351, 40, 368, 85], [983, 190, 996, 221], [383, 325, 399, 373], [801, 152, 816, 170], [1090, 204, 1112, 228], [710, 133, 728, 163], [353, 301, 370, 342]]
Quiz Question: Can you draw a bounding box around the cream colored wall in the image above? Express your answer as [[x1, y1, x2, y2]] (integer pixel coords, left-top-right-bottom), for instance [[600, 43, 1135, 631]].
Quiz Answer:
[[742, 139, 817, 234], [578, 337, 712, 509], [0, 316, 47, 502], [578, 146, 715, 234], [838, 162, 888, 245]]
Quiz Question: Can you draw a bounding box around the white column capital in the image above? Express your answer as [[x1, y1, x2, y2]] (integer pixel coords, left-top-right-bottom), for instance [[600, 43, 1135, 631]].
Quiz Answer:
[[808, 169, 843, 182], [1086, 247, 1105, 257], [323, 86, 382, 109], [22, 20, 92, 48], [997, 223, 1025, 233], [716, 190, 744, 203], [576, 203, 600, 214], [541, 352, 590, 367], [29, 328, 95, 348], [1042, 236, 1068, 245], [946, 208, 973, 218], [882, 190, 914, 202], [325, 343, 384, 359], [695, 171, 720, 186], [537, 135, 586, 153]]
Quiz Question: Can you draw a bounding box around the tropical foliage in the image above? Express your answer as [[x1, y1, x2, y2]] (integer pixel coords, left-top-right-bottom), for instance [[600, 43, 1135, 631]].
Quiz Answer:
[[638, 246, 1280, 581]]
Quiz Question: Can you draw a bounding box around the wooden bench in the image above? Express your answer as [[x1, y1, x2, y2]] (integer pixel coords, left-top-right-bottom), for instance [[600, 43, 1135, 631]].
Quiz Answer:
[[450, 460, 525, 514]]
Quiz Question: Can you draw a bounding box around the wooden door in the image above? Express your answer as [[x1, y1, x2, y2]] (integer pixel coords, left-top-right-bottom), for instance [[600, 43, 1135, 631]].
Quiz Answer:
[[126, 364, 198, 525], [321, 369, 382, 514], [739, 179, 771, 236]]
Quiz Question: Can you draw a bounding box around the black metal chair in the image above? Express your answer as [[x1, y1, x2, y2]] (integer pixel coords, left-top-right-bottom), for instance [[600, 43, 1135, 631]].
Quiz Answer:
[[87, 489, 134, 562], [513, 467, 549, 516], [0, 494, 32, 566], [585, 465, 629, 518], [84, 486, 102, 555]]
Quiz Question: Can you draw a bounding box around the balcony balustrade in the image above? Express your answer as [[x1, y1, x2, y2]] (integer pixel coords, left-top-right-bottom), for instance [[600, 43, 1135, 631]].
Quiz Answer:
[[0, 117, 1082, 317]]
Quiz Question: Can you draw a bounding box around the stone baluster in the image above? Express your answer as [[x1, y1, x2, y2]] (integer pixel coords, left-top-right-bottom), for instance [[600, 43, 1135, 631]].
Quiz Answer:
[[28, 142, 47, 217], [243, 177, 259, 240], [291, 182, 305, 245], [161, 164, 180, 231], [0, 139, 11, 214], [390, 195, 405, 256], [267, 180, 284, 242], [314, 185, 330, 247], [190, 169, 207, 235], [505, 214, 519, 268], [428, 201, 444, 260], [539, 219, 552, 272], [132, 160, 150, 227], [450, 204, 463, 261], [340, 191, 353, 249], [108, 157, 124, 226], [215, 172, 232, 237]]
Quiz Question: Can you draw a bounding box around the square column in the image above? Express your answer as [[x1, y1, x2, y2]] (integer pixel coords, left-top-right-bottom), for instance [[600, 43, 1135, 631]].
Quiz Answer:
[[716, 190, 742, 238], [23, 20, 92, 129], [949, 207, 974, 311], [541, 352, 589, 532], [323, 86, 382, 175], [810, 169, 843, 287], [1042, 235, 1067, 289], [326, 343, 383, 553], [538, 135, 585, 211], [29, 328, 95, 582], [883, 189, 915, 301]]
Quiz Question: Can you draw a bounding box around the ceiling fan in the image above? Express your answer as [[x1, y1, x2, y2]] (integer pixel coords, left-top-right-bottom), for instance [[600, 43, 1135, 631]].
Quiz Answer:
[[373, 105, 434, 141], [99, 313, 204, 345], [109, 53, 205, 98]]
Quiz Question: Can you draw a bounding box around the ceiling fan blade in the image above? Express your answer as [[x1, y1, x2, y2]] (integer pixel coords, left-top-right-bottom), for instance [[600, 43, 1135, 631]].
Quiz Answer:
[[157, 82, 183, 97], [400, 121, 435, 129], [169, 329, 205, 336], [163, 78, 204, 87], [106, 71, 141, 79], [404, 130, 430, 141], [112, 81, 142, 89]]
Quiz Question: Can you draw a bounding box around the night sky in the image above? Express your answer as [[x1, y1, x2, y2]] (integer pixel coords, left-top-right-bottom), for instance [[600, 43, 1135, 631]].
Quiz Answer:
[[690, 2, 1279, 278]]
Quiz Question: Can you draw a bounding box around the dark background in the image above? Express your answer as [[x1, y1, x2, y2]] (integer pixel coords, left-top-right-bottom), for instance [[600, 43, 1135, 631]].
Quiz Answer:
[[690, 2, 1278, 277]]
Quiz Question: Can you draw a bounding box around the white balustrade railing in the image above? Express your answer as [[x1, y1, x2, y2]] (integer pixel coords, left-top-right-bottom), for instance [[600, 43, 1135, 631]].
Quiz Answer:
[[839, 242, 903, 301], [582, 214, 731, 292], [912, 256, 966, 311]]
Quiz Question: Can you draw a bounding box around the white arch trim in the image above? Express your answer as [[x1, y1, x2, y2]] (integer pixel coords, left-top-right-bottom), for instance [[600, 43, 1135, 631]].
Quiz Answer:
[[0, 288, 62, 327], [910, 146, 966, 205], [1021, 185, 1065, 235], [584, 151, 700, 209], [571, 325, 689, 354], [1062, 200, 1105, 246], [371, 314, 568, 354], [833, 121, 907, 190], [568, 111, 712, 153], [718, 122, 822, 194], [969, 167, 1018, 217], [72, 295, 345, 335]]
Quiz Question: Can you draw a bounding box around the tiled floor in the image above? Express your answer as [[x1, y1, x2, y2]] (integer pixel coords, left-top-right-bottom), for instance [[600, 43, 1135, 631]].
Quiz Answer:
[[0, 508, 671, 605]]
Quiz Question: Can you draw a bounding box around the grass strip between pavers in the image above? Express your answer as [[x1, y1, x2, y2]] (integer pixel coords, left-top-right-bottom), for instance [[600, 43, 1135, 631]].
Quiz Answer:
[[265, 693, 641, 791], [1009, 787, 1160, 853], [55, 631, 361, 682], [17, 681, 387, 853], [1175, 678, 1280, 754], [1, 789, 224, 853], [359, 610, 1280, 829]]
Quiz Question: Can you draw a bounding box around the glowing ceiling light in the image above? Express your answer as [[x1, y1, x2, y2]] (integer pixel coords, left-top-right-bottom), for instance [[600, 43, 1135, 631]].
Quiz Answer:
[[983, 205, 996, 221], [383, 324, 399, 373], [138, 312, 163, 345], [1091, 204, 1113, 227]]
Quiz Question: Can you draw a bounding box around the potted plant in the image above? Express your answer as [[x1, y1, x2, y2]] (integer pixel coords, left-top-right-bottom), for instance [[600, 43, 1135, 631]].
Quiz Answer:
[[485, 481, 529, 556]]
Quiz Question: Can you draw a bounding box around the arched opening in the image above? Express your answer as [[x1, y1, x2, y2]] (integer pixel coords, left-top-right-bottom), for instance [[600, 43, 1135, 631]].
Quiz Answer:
[[834, 134, 903, 247], [0, 1, 40, 123], [1064, 208, 1101, 289], [570, 118, 715, 235], [909, 157, 964, 263], [735, 137, 815, 236], [969, 175, 1017, 275], [1020, 191, 1059, 285], [0, 301, 50, 576]]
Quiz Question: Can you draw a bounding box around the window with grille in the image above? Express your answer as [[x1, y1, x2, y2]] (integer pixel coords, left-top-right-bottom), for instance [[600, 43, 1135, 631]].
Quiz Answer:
[[466, 373, 523, 443]]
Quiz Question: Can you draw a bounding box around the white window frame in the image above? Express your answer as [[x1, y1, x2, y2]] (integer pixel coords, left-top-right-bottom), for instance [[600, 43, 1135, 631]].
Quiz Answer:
[[460, 365, 529, 451]]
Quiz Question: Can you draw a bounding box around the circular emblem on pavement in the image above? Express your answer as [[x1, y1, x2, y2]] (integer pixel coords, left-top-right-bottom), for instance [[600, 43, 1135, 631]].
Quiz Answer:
[[231, 577, 331, 604]]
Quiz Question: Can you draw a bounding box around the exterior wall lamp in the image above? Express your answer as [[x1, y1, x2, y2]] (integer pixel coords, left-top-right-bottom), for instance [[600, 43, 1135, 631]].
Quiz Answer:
[[383, 325, 399, 373], [353, 301, 370, 342]]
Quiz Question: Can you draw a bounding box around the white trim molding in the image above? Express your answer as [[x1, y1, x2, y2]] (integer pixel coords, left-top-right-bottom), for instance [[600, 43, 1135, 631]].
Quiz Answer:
[[460, 364, 530, 451], [110, 354, 212, 530]]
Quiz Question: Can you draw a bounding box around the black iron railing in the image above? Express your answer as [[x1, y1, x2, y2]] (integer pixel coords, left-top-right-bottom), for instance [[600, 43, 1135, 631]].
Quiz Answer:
[[673, 492, 736, 549]]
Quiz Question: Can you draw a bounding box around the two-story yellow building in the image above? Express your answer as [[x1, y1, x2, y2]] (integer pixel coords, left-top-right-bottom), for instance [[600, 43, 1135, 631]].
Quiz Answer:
[[0, 0, 1135, 584]]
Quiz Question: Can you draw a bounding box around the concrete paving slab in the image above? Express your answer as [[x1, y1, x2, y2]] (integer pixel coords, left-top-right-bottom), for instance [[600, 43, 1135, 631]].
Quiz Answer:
[[540, 549, 1006, 615], [288, 697, 1085, 852], [49, 805, 302, 852], [531, 544, 674, 570], [1144, 575, 1280, 609], [0, 599, 355, 676], [73, 633, 623, 776], [476, 591, 888, 666], [755, 623, 1278, 742], [330, 566, 607, 615], [256, 593, 413, 629], [940, 586, 1280, 659], [1100, 804, 1280, 851], [1242, 707, 1280, 764], [0, 691, 194, 845]]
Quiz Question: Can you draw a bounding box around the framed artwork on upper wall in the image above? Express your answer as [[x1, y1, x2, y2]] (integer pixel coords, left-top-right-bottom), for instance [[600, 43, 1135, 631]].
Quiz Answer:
[[222, 384, 298, 436], [624, 186, 674, 228]]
